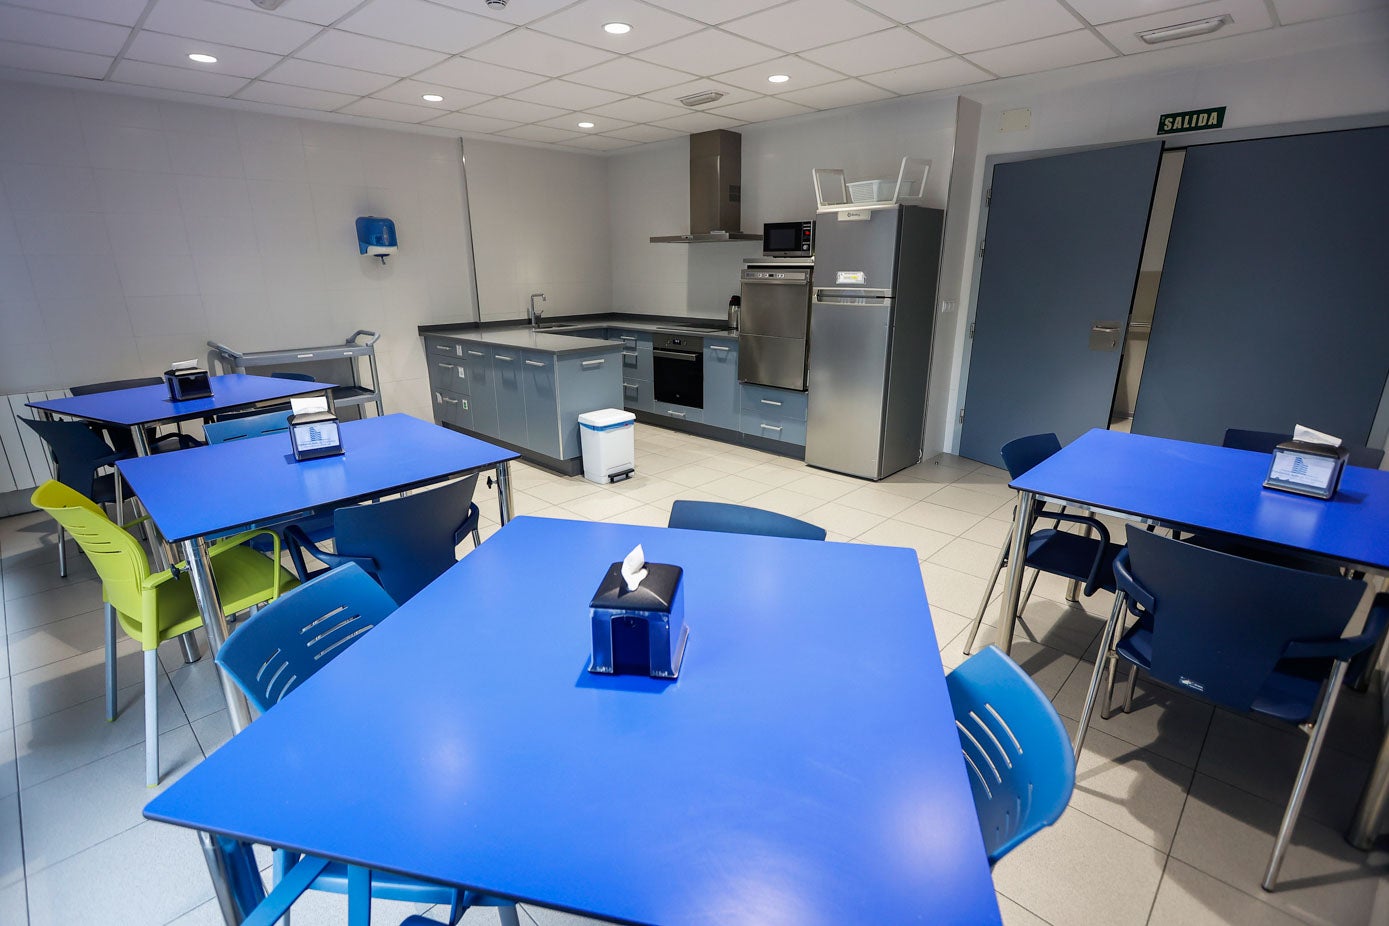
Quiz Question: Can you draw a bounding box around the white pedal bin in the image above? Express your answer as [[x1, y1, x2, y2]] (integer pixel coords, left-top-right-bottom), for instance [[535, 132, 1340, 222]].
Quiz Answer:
[[578, 408, 636, 485]]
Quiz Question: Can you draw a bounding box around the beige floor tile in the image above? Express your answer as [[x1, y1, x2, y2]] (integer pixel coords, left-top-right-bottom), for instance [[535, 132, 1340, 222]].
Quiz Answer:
[[560, 492, 644, 522], [961, 517, 1011, 546], [919, 561, 994, 617], [3, 578, 104, 634], [858, 519, 953, 559], [1148, 858, 1307, 926], [783, 472, 857, 501], [7, 608, 109, 675], [800, 501, 885, 539], [697, 474, 773, 503], [603, 504, 668, 528], [928, 537, 1004, 579], [1064, 720, 1195, 853], [834, 485, 918, 518], [524, 479, 601, 506], [895, 499, 986, 535], [743, 487, 824, 519], [660, 463, 725, 488], [996, 893, 1049, 926], [930, 484, 1008, 516], [1054, 660, 1214, 769]]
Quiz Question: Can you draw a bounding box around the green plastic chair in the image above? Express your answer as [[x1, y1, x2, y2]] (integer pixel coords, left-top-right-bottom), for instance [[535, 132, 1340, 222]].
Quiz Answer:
[[31, 479, 298, 786]]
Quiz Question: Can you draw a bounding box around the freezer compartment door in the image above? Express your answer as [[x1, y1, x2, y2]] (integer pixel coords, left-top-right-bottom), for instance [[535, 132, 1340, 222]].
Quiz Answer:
[[737, 334, 808, 391], [805, 300, 892, 478]]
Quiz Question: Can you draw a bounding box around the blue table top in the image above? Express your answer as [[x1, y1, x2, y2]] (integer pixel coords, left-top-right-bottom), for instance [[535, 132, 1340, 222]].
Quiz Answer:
[[118, 414, 517, 544], [1012, 429, 1389, 571], [26, 374, 333, 427], [145, 517, 1001, 926]]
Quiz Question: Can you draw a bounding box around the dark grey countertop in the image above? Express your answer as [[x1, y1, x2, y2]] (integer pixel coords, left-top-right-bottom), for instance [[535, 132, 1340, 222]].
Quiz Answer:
[[421, 327, 622, 355], [419, 313, 739, 343]]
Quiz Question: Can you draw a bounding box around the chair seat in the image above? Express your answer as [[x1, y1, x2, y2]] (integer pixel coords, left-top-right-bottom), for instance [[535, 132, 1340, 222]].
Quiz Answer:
[[125, 547, 298, 647], [1115, 626, 1324, 724], [1024, 529, 1121, 592], [91, 472, 124, 507], [246, 515, 334, 555], [303, 858, 459, 905]]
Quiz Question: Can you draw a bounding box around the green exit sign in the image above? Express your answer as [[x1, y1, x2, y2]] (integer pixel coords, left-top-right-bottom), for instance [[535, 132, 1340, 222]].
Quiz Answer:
[[1157, 106, 1226, 135]]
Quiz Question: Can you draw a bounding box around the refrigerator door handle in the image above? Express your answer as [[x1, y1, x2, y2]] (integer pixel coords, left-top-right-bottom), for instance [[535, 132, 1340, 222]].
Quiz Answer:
[[814, 290, 893, 306]]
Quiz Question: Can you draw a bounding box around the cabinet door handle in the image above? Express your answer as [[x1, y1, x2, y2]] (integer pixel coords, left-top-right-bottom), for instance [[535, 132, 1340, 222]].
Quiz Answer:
[[759, 423, 783, 433], [759, 398, 783, 407], [581, 358, 605, 367], [667, 409, 686, 418], [620, 336, 637, 344], [524, 359, 546, 367], [439, 396, 459, 405], [622, 350, 638, 358], [494, 354, 513, 361], [436, 362, 456, 370], [466, 349, 485, 357], [433, 344, 453, 353], [708, 345, 730, 352]]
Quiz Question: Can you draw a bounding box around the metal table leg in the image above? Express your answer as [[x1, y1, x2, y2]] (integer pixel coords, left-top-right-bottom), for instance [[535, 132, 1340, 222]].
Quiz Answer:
[[199, 831, 264, 925], [134, 424, 202, 663], [496, 460, 514, 526], [996, 490, 1034, 655], [181, 537, 253, 732], [1348, 729, 1389, 850]]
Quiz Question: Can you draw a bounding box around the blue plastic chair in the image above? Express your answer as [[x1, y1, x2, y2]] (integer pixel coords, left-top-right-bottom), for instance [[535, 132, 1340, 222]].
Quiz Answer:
[[203, 408, 292, 443], [217, 565, 517, 925], [667, 500, 827, 541], [1223, 427, 1384, 469], [1078, 526, 1388, 891], [964, 433, 1124, 653], [946, 645, 1075, 864], [69, 377, 204, 454], [285, 476, 482, 605]]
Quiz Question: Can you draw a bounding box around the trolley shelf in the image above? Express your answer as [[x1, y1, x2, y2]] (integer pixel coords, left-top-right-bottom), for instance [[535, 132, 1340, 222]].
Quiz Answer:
[[207, 331, 384, 417]]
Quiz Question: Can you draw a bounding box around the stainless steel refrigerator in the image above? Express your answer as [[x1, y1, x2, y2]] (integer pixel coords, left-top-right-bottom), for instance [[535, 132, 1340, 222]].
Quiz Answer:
[[805, 204, 944, 479]]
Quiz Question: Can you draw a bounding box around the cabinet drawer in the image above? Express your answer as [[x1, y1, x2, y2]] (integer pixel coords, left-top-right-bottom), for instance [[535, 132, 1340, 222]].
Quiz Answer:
[[654, 402, 703, 424], [739, 414, 806, 446], [740, 383, 808, 421], [428, 357, 468, 394], [425, 336, 463, 359], [611, 330, 654, 382], [432, 389, 472, 431], [622, 377, 653, 412]]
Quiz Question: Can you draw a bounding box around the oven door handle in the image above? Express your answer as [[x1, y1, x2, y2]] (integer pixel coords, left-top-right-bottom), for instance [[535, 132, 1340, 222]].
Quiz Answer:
[[654, 349, 701, 362]]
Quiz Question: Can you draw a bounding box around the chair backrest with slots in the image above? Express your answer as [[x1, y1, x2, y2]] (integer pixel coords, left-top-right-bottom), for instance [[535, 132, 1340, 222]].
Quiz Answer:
[[204, 409, 293, 444]]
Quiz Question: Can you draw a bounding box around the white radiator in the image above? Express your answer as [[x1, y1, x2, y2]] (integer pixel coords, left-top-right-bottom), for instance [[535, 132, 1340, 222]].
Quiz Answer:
[[0, 391, 69, 494]]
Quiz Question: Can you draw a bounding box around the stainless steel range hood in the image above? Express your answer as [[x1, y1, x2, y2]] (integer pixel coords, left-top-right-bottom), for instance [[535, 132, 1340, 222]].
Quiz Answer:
[[651, 130, 760, 243]]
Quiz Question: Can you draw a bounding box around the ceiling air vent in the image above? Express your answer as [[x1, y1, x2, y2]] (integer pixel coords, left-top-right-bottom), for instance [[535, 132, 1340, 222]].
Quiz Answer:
[[678, 90, 725, 107]]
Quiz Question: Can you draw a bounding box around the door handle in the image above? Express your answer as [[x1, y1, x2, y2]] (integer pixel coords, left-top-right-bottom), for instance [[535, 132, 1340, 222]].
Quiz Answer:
[[759, 398, 783, 407], [524, 359, 546, 367], [1088, 321, 1123, 352], [708, 345, 730, 353], [466, 349, 485, 357], [581, 359, 605, 367], [494, 354, 513, 361]]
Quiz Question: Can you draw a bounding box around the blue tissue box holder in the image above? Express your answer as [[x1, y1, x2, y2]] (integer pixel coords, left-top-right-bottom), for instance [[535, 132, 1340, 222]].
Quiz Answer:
[[589, 561, 687, 679]]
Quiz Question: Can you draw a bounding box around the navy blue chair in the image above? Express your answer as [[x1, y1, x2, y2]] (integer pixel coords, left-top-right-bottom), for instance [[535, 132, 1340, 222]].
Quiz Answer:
[[217, 565, 517, 926], [964, 433, 1123, 654], [1077, 526, 1387, 891], [667, 500, 827, 541], [946, 645, 1075, 864], [285, 476, 482, 605], [1223, 427, 1384, 469], [69, 377, 204, 454]]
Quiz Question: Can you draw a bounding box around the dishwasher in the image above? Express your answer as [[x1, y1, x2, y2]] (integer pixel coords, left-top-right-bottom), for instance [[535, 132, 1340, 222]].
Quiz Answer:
[[737, 261, 813, 391], [652, 332, 704, 408]]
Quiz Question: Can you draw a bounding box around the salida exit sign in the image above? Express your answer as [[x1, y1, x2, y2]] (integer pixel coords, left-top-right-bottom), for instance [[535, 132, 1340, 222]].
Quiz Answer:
[[1157, 106, 1226, 135]]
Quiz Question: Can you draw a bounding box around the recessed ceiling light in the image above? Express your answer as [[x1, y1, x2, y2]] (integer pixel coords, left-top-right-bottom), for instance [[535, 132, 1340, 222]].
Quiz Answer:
[[422, 94, 445, 102], [603, 22, 632, 34], [578, 121, 595, 128], [1137, 14, 1231, 44], [187, 53, 218, 64], [768, 74, 790, 84]]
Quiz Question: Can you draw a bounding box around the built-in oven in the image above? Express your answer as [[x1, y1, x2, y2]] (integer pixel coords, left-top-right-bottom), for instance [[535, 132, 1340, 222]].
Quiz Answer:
[[653, 332, 704, 408], [762, 220, 814, 258]]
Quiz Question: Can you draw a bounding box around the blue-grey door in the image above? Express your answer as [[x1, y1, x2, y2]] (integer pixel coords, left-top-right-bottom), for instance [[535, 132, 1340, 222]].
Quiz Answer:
[[959, 141, 1162, 466], [1130, 127, 1389, 446]]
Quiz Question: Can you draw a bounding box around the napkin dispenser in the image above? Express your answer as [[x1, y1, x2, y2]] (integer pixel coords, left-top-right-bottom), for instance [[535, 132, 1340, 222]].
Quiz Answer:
[[288, 410, 344, 461], [163, 367, 212, 401], [1263, 439, 1349, 500], [589, 551, 687, 679]]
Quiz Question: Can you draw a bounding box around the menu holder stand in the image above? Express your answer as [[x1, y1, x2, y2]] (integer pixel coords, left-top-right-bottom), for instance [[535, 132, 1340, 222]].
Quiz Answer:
[[1263, 440, 1349, 500]]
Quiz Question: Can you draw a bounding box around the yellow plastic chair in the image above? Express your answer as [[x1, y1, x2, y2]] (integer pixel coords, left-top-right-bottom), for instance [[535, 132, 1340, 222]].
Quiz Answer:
[[30, 480, 298, 786]]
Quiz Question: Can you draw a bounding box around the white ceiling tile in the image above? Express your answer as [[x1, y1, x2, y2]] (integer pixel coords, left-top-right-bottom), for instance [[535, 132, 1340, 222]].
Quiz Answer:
[[463, 29, 615, 76], [336, 0, 511, 54], [143, 0, 322, 56], [0, 40, 109, 79], [236, 81, 357, 111], [652, 111, 744, 133], [1096, 0, 1273, 54], [857, 0, 995, 20], [500, 124, 585, 143], [861, 56, 993, 93], [912, 0, 1084, 53], [778, 77, 895, 109], [529, 0, 704, 52], [338, 97, 442, 123], [722, 0, 893, 53], [295, 30, 449, 77], [262, 58, 397, 95], [110, 59, 250, 97], [716, 55, 844, 95], [535, 113, 633, 132], [565, 56, 691, 94], [125, 31, 281, 79], [463, 97, 571, 123], [587, 96, 688, 121], [644, 78, 762, 108], [640, 0, 785, 25], [561, 134, 639, 150], [255, 0, 366, 26], [1065, 1, 1214, 26], [373, 79, 490, 110], [510, 80, 625, 110], [603, 123, 683, 141], [633, 29, 782, 73], [0, 6, 129, 56], [426, 112, 521, 133], [709, 96, 815, 123], [431, 0, 582, 26], [3, 0, 148, 27], [967, 29, 1116, 76], [413, 57, 547, 95], [802, 27, 951, 75], [1273, 0, 1388, 25]]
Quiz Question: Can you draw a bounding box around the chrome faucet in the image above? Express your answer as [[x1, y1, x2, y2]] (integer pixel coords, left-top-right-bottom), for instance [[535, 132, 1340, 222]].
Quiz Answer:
[[528, 292, 546, 329]]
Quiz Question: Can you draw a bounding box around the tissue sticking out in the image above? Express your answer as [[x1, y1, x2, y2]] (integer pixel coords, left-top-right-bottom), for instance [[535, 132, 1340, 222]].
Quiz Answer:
[[621, 544, 648, 591]]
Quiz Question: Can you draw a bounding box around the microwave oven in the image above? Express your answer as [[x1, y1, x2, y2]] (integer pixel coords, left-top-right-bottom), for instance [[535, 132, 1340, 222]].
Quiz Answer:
[[763, 221, 814, 258]]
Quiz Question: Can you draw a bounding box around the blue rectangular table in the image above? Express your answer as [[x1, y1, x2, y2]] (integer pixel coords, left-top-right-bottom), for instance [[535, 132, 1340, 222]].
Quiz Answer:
[[145, 516, 1001, 926], [1002, 428, 1389, 846], [27, 373, 336, 454], [119, 413, 518, 731]]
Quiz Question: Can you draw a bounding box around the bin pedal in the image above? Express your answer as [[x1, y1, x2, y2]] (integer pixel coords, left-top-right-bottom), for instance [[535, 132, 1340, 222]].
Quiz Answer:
[[608, 468, 635, 483]]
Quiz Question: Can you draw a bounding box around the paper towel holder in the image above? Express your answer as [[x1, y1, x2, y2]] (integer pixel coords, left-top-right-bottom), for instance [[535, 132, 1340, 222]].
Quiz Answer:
[[356, 216, 397, 264]]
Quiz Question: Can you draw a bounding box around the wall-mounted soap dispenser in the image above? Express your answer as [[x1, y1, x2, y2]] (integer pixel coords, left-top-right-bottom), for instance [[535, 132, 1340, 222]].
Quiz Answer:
[[356, 216, 397, 264]]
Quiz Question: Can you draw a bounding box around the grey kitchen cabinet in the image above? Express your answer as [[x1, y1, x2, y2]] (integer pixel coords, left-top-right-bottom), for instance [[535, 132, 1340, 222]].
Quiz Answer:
[[609, 329, 654, 383], [556, 352, 622, 458], [432, 388, 472, 431], [702, 336, 740, 430], [654, 402, 703, 424], [492, 350, 528, 446], [428, 354, 468, 395], [461, 344, 497, 437], [521, 352, 562, 460], [622, 377, 653, 412], [741, 383, 808, 446]]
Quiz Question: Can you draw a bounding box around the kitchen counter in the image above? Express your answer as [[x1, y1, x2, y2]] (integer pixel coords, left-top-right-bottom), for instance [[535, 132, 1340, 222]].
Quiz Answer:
[[420, 326, 621, 355], [418, 314, 738, 340]]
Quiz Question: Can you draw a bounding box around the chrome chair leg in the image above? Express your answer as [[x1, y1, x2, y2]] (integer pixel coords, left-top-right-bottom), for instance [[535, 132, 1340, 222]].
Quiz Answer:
[[964, 529, 1010, 655], [1123, 665, 1139, 713], [1100, 650, 1119, 721], [1263, 660, 1350, 891], [1073, 591, 1127, 758], [1019, 567, 1040, 614], [105, 604, 118, 722], [178, 631, 202, 664], [144, 649, 160, 787], [58, 526, 67, 578]]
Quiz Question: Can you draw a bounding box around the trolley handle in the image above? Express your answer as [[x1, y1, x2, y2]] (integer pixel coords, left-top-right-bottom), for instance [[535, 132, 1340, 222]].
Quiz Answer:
[[206, 341, 244, 361], [347, 330, 381, 347]]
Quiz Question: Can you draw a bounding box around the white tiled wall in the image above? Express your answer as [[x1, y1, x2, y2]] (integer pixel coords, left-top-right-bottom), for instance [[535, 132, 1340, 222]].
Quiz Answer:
[[0, 79, 479, 420]]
